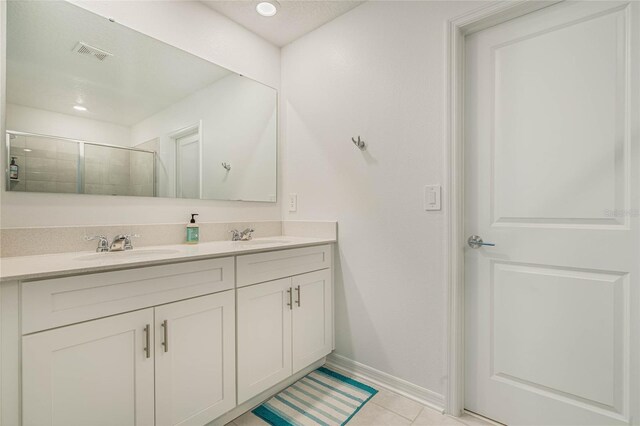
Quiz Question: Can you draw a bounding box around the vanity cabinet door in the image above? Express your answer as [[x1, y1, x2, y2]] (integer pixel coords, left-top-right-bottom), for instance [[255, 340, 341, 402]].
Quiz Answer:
[[292, 269, 333, 373], [237, 278, 293, 404], [155, 291, 236, 426], [22, 309, 155, 426]]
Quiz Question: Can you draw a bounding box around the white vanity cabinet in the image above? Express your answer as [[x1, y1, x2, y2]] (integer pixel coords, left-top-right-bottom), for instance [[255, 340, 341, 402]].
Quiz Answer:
[[22, 290, 236, 426], [22, 308, 156, 426], [1, 241, 334, 426], [237, 278, 293, 403], [236, 245, 333, 404], [155, 292, 236, 426], [19, 257, 236, 426], [292, 269, 333, 373]]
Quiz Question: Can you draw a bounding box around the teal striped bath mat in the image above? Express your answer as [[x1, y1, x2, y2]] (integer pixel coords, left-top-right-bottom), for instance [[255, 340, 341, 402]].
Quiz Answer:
[[252, 367, 377, 426]]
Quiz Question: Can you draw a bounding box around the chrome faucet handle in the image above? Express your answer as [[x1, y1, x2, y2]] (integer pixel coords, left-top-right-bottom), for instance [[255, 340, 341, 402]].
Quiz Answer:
[[122, 234, 141, 250], [230, 229, 242, 241], [85, 235, 109, 252]]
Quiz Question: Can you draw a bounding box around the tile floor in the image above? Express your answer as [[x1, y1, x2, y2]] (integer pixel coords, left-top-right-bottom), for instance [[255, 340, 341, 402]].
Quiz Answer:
[[227, 370, 495, 426]]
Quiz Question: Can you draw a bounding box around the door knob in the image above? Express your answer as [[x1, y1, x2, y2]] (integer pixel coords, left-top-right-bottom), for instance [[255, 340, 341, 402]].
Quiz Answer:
[[467, 235, 495, 249]]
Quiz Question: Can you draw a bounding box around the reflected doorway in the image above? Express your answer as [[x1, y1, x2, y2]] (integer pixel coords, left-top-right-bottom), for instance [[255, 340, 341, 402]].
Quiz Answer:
[[171, 123, 202, 199]]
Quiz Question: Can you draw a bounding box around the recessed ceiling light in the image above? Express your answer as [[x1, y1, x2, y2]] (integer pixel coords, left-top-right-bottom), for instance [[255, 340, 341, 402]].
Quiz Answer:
[[256, 1, 278, 17], [73, 105, 87, 111]]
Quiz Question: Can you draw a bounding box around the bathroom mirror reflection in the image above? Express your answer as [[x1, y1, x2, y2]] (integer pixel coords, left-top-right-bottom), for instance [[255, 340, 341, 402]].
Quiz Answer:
[[5, 1, 277, 202]]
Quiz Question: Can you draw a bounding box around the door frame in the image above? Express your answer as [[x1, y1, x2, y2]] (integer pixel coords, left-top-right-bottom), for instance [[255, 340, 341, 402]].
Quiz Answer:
[[444, 0, 563, 417]]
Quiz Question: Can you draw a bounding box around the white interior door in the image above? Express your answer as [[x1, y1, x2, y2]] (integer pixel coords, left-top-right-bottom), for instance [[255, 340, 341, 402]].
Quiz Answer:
[[22, 309, 155, 426], [155, 291, 236, 426], [464, 1, 639, 425], [292, 269, 333, 373], [176, 132, 200, 199], [237, 278, 293, 404]]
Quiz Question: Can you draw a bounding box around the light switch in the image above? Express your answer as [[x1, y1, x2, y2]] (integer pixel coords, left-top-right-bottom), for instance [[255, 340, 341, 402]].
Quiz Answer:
[[288, 194, 297, 212], [424, 185, 441, 211]]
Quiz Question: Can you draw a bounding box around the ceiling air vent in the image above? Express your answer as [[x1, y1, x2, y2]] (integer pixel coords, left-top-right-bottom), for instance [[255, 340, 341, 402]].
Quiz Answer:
[[72, 42, 113, 61]]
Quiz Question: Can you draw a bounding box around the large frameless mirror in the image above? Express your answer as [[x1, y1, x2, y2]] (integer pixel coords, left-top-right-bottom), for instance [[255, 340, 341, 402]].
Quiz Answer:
[[5, 1, 277, 202]]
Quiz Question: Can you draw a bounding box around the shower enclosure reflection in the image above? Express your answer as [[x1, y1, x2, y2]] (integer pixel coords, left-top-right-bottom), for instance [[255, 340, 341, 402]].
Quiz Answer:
[[7, 132, 155, 196]]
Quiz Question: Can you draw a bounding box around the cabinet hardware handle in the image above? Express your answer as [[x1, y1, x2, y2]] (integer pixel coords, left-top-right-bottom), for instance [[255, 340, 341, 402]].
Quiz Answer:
[[295, 285, 301, 307], [161, 320, 169, 352], [287, 287, 293, 310], [144, 324, 151, 359]]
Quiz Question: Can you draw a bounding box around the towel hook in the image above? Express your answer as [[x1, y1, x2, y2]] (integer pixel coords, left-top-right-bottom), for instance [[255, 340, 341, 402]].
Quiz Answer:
[[221, 162, 231, 171], [352, 136, 366, 151]]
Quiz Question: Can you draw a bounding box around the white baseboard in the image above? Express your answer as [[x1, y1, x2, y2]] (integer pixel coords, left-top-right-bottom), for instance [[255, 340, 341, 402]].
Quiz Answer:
[[325, 353, 445, 413]]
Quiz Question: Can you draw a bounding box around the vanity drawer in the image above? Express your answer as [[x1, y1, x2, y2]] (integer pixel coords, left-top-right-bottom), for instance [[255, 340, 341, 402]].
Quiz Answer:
[[21, 257, 234, 334], [236, 244, 331, 288]]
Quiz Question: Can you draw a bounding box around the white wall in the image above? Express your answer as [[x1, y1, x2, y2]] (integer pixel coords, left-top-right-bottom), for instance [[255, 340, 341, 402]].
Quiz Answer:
[[0, 0, 281, 228], [6, 104, 131, 146], [131, 74, 277, 202], [281, 0, 485, 399]]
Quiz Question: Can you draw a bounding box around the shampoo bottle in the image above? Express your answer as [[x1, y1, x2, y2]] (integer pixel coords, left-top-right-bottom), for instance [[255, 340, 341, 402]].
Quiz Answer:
[[9, 157, 19, 180], [186, 213, 199, 244]]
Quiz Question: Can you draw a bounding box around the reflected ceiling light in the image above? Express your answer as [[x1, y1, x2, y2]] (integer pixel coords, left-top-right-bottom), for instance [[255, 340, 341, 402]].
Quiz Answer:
[[256, 1, 278, 17], [73, 105, 87, 111], [23, 149, 32, 152]]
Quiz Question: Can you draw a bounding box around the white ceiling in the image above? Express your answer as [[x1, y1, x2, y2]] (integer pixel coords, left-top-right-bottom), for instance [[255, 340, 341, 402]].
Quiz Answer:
[[201, 1, 364, 47], [6, 1, 232, 127]]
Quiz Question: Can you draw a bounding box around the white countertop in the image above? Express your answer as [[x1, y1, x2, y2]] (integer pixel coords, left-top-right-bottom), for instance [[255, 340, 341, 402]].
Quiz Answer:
[[0, 236, 335, 282]]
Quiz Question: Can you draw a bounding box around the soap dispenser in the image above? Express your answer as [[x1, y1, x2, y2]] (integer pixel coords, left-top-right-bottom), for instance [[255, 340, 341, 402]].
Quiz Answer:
[[186, 214, 199, 244]]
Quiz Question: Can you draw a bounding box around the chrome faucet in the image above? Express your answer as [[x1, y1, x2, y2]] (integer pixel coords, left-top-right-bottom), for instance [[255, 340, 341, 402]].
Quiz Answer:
[[110, 235, 127, 251], [230, 228, 255, 241], [85, 234, 140, 252], [110, 234, 139, 251]]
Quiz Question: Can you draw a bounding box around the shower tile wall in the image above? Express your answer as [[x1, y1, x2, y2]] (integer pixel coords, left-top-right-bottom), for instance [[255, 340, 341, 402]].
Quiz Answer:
[[130, 139, 158, 197], [129, 151, 155, 196], [9, 134, 79, 193], [85, 144, 132, 196], [8, 134, 154, 197]]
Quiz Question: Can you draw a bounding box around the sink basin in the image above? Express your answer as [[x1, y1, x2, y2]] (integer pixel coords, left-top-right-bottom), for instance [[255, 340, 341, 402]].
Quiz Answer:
[[75, 248, 182, 261]]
